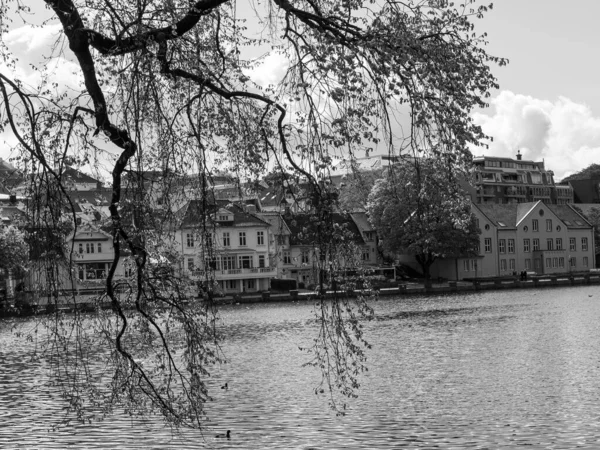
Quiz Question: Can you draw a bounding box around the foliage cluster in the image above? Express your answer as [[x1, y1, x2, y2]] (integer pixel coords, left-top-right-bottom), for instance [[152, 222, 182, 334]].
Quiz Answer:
[[0, 0, 502, 428]]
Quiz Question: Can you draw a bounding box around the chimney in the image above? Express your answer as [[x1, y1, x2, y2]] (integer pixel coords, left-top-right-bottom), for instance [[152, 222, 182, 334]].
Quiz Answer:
[[516, 150, 522, 161]]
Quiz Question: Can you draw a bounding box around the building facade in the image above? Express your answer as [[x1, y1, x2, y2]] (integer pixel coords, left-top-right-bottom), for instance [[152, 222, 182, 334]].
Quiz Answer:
[[472, 152, 574, 205], [175, 201, 276, 294]]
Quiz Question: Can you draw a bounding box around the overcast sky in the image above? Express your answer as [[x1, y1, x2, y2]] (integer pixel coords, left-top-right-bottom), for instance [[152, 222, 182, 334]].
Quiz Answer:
[[470, 0, 600, 180], [1, 0, 599, 180]]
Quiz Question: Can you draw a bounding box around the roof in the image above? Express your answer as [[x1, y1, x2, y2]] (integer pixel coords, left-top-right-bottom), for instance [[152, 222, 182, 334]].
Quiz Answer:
[[178, 200, 270, 229], [350, 212, 374, 232], [62, 167, 102, 186], [475, 204, 519, 229], [284, 213, 365, 246], [547, 204, 592, 229], [70, 189, 112, 205]]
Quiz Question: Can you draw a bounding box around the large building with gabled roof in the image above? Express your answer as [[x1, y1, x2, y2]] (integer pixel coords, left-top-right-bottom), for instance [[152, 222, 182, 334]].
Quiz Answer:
[[466, 201, 595, 279], [174, 200, 276, 294]]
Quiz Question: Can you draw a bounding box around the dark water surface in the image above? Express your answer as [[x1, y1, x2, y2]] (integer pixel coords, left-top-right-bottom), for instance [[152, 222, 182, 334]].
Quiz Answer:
[[2, 286, 600, 448]]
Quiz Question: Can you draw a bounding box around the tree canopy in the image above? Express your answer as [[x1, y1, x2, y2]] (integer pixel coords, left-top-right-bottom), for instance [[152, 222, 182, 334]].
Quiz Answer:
[[0, 0, 503, 428], [561, 164, 600, 182], [367, 159, 480, 279]]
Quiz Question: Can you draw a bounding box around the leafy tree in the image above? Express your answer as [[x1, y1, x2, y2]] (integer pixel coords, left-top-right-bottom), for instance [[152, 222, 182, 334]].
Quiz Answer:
[[338, 169, 381, 212], [0, 0, 503, 428], [0, 225, 28, 273], [367, 159, 480, 280]]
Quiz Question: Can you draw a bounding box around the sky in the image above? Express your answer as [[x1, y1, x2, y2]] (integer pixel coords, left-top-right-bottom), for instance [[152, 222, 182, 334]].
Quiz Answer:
[[1, 0, 600, 181], [469, 0, 600, 180]]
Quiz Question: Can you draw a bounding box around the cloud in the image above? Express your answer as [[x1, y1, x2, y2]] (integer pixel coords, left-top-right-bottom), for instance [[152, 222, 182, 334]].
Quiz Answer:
[[472, 91, 600, 180], [245, 52, 289, 88]]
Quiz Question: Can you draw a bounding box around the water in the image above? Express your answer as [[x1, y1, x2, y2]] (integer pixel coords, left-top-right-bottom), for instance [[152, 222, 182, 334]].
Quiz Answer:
[[2, 286, 600, 448]]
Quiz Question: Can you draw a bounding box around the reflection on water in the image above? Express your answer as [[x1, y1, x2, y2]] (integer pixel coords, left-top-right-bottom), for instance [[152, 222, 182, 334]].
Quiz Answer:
[[2, 286, 600, 448]]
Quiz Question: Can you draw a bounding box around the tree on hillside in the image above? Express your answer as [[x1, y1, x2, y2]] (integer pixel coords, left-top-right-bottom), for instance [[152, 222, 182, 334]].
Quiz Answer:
[[0, 0, 503, 428], [561, 164, 600, 182], [367, 159, 480, 280]]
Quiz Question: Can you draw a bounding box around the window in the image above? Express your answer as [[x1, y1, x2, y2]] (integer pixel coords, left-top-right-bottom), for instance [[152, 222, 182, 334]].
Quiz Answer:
[[509, 259, 515, 270], [283, 251, 291, 264], [239, 232, 247, 246], [188, 258, 195, 272], [471, 260, 477, 272], [257, 231, 265, 245], [364, 231, 374, 241], [532, 219, 539, 232], [499, 239, 506, 253], [186, 233, 194, 248], [302, 251, 310, 264], [97, 243, 102, 253], [570, 238, 576, 251], [525, 259, 531, 270], [225, 280, 237, 290], [222, 232, 230, 247], [277, 235, 287, 246], [546, 238, 553, 251], [86, 242, 95, 254], [556, 238, 562, 250], [508, 239, 515, 253], [259, 255, 266, 268], [559, 257, 565, 268], [546, 258, 551, 268], [239, 255, 253, 269], [533, 239, 540, 251], [77, 262, 107, 281], [552, 257, 558, 268], [78, 243, 84, 254], [500, 259, 507, 271], [534, 258, 541, 270], [546, 219, 552, 232], [246, 279, 255, 290], [218, 215, 229, 221], [222, 256, 235, 270], [205, 233, 213, 247], [582, 237, 588, 251], [584, 257, 589, 267], [362, 251, 370, 261], [524, 239, 530, 253], [570, 257, 576, 268], [463, 260, 470, 271], [484, 238, 491, 253]]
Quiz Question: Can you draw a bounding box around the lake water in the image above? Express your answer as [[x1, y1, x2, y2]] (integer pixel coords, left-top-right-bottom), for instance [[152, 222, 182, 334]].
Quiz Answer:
[[2, 286, 600, 448]]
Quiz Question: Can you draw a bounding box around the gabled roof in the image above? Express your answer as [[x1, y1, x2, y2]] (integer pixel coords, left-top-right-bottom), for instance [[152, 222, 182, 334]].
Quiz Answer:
[[475, 204, 519, 229], [178, 200, 270, 229], [350, 212, 374, 232], [547, 204, 592, 229], [284, 213, 365, 246]]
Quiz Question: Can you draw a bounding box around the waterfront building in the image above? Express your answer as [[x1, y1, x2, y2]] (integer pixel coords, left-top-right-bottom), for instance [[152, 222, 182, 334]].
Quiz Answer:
[[174, 200, 276, 294], [472, 201, 594, 278], [26, 224, 130, 301]]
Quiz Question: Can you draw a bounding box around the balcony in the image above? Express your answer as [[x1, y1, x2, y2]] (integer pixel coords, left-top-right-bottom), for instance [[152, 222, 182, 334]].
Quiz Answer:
[[217, 267, 277, 279]]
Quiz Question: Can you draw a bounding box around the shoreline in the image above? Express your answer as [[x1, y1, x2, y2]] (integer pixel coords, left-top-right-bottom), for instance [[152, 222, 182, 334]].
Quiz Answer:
[[2, 273, 599, 317], [214, 273, 600, 305]]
